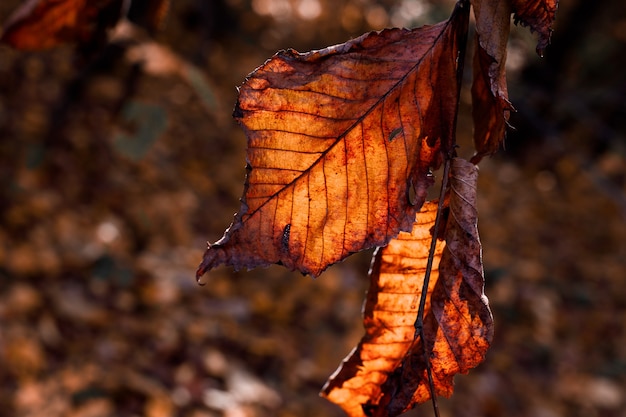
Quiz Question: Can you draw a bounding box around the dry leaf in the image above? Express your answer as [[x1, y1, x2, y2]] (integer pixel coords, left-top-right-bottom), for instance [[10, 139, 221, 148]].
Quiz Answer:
[[197, 3, 470, 279], [0, 0, 123, 50], [0, 0, 170, 51], [512, 0, 559, 56], [321, 200, 444, 417], [321, 158, 493, 417], [470, 0, 559, 162], [470, 0, 513, 163]]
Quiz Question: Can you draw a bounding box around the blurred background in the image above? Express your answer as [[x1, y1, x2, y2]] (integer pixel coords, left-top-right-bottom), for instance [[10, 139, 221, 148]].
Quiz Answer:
[[0, 0, 625, 416]]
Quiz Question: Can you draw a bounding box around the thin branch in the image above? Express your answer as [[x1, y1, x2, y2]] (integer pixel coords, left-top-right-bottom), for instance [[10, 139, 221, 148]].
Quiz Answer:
[[414, 157, 451, 417]]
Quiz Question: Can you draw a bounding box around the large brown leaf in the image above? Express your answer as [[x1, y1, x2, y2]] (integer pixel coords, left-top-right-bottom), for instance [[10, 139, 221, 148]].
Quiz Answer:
[[197, 4, 470, 279], [321, 158, 493, 417]]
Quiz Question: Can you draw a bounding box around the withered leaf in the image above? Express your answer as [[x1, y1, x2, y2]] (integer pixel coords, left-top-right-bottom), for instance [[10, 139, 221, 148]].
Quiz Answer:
[[321, 158, 493, 417], [470, 0, 559, 162], [321, 200, 444, 417], [197, 3, 470, 278], [512, 0, 559, 56], [470, 0, 513, 163], [0, 0, 123, 50]]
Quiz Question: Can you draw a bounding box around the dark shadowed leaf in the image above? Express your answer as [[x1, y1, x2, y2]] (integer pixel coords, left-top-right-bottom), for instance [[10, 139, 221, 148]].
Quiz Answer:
[[469, 0, 559, 163], [470, 0, 513, 163], [0, 0, 123, 50], [512, 0, 559, 55]]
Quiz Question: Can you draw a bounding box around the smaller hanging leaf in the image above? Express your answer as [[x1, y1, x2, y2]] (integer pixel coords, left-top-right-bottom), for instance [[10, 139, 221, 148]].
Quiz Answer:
[[469, 0, 514, 163], [321, 200, 444, 417], [321, 158, 493, 417], [469, 0, 559, 162]]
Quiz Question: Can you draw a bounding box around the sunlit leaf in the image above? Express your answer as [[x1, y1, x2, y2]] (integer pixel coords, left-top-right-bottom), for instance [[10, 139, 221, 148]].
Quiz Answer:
[[197, 3, 471, 278], [321, 158, 493, 417]]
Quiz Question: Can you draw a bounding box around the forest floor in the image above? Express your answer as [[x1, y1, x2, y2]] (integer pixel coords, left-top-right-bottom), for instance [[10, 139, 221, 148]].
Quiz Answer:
[[1, 1, 625, 417]]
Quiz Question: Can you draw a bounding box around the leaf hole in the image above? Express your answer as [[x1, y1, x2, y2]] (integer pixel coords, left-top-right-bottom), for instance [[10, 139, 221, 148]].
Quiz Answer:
[[281, 224, 291, 253]]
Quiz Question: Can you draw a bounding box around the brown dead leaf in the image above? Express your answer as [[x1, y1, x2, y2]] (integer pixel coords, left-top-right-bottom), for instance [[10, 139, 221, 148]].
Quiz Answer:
[[470, 0, 559, 162], [320, 200, 444, 417], [0, 0, 123, 50], [470, 0, 514, 163], [321, 158, 493, 417], [512, 0, 559, 56], [197, 3, 470, 278]]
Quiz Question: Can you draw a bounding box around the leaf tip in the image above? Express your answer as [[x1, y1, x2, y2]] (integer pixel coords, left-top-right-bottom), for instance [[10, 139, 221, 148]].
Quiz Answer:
[[196, 242, 221, 285]]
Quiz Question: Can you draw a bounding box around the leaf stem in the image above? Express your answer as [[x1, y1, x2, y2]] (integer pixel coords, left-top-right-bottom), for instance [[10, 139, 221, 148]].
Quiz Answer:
[[414, 4, 470, 413], [450, 0, 470, 160], [414, 157, 451, 417]]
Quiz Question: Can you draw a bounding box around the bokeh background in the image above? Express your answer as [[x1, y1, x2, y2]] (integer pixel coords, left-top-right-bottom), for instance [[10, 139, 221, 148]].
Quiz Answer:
[[1, 0, 625, 416]]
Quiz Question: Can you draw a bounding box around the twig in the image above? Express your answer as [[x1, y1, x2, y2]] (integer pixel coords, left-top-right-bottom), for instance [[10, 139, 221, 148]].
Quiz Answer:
[[413, 157, 451, 417]]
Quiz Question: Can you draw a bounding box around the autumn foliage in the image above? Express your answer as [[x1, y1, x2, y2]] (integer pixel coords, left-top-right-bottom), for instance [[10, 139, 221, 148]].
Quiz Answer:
[[192, 0, 556, 413], [0, 0, 558, 416], [322, 159, 493, 417], [192, 0, 557, 414], [197, 5, 469, 278]]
